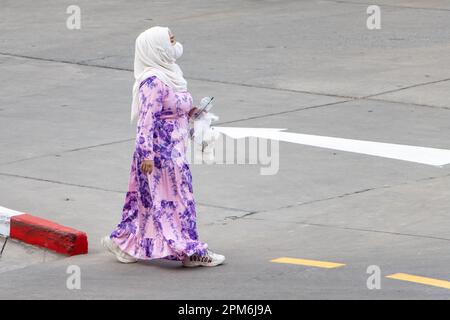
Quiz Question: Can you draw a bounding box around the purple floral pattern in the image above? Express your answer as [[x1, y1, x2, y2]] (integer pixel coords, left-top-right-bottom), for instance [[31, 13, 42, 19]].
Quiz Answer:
[[110, 76, 208, 261]]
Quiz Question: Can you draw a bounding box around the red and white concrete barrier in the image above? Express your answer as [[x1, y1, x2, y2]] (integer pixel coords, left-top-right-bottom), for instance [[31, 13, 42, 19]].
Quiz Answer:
[[0, 206, 88, 256]]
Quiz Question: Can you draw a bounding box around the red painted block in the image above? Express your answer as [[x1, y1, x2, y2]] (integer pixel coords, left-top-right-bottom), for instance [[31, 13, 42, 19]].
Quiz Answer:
[[10, 214, 88, 256]]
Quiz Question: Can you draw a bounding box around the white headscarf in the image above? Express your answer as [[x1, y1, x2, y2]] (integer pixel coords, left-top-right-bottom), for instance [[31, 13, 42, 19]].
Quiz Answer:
[[131, 26, 187, 123]]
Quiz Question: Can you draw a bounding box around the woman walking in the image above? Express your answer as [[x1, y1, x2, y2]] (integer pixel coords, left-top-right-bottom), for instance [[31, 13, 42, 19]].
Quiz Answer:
[[102, 26, 225, 267]]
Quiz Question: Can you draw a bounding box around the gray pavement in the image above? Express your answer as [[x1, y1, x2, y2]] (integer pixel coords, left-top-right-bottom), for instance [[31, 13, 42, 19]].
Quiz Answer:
[[0, 0, 450, 299]]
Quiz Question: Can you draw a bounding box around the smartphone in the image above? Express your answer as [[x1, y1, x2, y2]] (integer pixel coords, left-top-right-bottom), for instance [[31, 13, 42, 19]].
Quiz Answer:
[[194, 96, 214, 119]]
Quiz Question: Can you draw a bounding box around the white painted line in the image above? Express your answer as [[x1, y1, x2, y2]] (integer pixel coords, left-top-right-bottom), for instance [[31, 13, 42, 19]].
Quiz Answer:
[[214, 127, 450, 166]]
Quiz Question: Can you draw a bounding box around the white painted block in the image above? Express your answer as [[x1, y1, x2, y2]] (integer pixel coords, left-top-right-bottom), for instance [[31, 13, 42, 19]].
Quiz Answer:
[[0, 206, 24, 237]]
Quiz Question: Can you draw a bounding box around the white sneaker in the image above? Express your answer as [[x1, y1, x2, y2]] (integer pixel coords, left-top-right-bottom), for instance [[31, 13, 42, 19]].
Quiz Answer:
[[101, 236, 138, 264], [182, 249, 225, 267]]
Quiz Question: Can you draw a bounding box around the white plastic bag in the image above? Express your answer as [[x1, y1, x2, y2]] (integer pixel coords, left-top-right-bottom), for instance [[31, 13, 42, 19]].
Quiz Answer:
[[190, 111, 220, 163]]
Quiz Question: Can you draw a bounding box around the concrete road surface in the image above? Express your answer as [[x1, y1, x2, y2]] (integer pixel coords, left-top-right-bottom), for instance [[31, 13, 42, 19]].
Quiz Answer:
[[0, 0, 449, 299]]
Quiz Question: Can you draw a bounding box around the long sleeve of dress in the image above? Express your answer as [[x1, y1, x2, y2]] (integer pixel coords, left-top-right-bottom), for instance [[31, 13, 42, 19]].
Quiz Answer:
[[135, 78, 164, 161]]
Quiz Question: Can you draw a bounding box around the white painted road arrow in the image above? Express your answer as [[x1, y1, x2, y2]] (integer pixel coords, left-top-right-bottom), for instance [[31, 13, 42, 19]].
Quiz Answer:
[[212, 127, 450, 167]]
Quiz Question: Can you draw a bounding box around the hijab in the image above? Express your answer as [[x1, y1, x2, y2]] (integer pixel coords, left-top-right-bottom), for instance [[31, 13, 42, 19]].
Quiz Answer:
[[130, 26, 187, 122]]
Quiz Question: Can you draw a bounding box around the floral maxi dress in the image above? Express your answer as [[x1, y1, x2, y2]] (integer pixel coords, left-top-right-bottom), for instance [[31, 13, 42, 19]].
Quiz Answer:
[[110, 75, 208, 260]]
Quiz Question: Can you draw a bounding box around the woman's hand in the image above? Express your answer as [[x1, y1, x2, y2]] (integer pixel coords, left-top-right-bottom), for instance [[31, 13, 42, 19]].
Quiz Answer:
[[188, 107, 199, 118], [189, 106, 206, 119], [141, 159, 154, 174]]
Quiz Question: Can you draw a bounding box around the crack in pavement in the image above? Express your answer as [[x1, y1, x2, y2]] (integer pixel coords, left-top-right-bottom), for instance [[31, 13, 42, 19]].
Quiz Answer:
[[3, 169, 448, 220], [0, 100, 354, 167], [1, 169, 449, 237], [215, 99, 354, 126], [225, 172, 450, 221], [1, 87, 447, 167], [0, 101, 355, 167], [365, 77, 450, 100], [225, 186, 389, 221], [367, 97, 450, 111], [2, 51, 450, 111], [187, 75, 356, 100], [0, 138, 134, 167], [0, 52, 131, 72], [0, 172, 124, 193], [0, 171, 250, 213], [0, 51, 355, 100], [245, 216, 450, 242]]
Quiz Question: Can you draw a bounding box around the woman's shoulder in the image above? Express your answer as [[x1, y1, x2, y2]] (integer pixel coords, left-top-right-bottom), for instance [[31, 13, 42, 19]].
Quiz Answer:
[[139, 75, 165, 90], [139, 76, 190, 97]]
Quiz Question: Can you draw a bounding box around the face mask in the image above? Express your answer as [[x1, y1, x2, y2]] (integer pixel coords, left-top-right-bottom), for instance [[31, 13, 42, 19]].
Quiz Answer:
[[169, 42, 183, 60]]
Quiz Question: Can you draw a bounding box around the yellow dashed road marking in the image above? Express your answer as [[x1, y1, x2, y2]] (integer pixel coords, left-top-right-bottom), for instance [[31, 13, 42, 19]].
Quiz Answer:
[[270, 257, 346, 269], [386, 273, 450, 290]]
